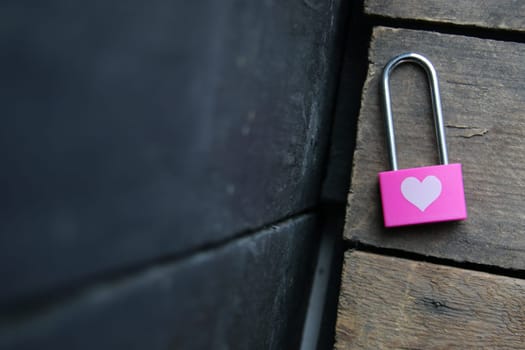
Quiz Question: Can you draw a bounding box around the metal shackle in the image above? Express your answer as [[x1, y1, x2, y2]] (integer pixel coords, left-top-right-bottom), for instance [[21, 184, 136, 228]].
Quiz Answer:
[[380, 52, 449, 171]]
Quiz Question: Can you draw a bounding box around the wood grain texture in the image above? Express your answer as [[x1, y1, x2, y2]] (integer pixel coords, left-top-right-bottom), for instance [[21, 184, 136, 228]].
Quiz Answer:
[[0, 214, 318, 350], [365, 0, 525, 32], [0, 0, 343, 305], [344, 27, 525, 269], [335, 251, 525, 349]]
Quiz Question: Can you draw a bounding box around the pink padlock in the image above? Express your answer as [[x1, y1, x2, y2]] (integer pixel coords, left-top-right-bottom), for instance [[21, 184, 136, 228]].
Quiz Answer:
[[378, 53, 467, 228]]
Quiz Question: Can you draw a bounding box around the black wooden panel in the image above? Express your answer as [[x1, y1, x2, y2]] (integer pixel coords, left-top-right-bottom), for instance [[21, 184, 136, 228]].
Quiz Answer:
[[0, 215, 318, 350], [0, 1, 343, 303]]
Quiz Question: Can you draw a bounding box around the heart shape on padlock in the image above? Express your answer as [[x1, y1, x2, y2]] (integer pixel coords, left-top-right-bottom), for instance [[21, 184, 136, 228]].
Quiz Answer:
[[401, 176, 442, 212]]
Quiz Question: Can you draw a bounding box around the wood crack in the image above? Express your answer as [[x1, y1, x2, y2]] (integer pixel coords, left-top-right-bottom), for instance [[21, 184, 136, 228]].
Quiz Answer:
[[446, 123, 489, 138]]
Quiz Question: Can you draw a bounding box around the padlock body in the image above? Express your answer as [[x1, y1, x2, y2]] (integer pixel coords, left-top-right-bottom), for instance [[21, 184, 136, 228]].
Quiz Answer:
[[378, 163, 467, 227]]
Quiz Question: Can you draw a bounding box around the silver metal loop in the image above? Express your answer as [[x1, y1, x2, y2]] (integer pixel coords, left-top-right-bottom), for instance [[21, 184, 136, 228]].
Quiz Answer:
[[381, 52, 449, 171]]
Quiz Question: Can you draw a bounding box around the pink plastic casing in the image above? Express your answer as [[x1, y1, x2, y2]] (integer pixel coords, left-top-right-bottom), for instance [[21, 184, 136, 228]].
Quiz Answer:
[[378, 163, 467, 228]]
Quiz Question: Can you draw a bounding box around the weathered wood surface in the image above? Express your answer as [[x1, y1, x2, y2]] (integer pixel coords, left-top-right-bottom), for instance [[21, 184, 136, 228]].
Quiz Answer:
[[365, 0, 525, 32], [344, 27, 525, 270], [0, 0, 343, 305], [0, 215, 318, 350], [336, 251, 525, 349]]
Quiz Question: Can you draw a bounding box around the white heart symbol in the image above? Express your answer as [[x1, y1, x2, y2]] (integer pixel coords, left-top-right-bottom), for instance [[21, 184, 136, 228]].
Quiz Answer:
[[401, 176, 442, 212]]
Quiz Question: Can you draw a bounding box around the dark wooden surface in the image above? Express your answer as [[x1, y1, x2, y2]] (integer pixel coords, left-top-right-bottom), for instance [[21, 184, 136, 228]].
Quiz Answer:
[[344, 26, 525, 270], [0, 1, 350, 349], [0, 215, 318, 350], [0, 0, 343, 305], [365, 0, 525, 32], [336, 251, 525, 350]]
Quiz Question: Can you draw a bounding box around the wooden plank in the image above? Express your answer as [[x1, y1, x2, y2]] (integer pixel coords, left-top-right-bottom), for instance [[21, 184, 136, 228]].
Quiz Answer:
[[0, 0, 344, 304], [365, 0, 525, 32], [0, 214, 318, 350], [345, 27, 525, 270], [336, 251, 525, 349]]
